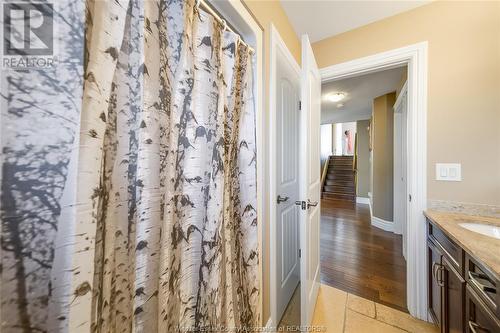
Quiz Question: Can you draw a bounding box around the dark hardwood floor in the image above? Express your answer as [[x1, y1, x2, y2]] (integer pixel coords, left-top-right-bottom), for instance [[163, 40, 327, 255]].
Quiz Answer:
[[320, 198, 407, 312]]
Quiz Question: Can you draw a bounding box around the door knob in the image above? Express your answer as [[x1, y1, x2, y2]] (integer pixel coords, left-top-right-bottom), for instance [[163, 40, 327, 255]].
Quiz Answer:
[[307, 199, 318, 209], [277, 195, 289, 204]]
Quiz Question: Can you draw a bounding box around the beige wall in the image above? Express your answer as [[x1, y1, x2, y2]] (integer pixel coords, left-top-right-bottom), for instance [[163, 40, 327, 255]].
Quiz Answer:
[[372, 93, 396, 221], [312, 1, 500, 206], [243, 0, 300, 323], [356, 120, 371, 197]]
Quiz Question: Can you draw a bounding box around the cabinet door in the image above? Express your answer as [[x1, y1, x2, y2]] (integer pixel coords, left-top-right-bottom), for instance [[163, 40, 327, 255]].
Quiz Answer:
[[443, 256, 466, 333], [466, 285, 500, 333], [429, 241, 443, 328]]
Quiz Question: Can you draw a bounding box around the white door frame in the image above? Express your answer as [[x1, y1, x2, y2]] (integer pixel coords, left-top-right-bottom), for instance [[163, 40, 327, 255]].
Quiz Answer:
[[269, 23, 301, 329], [207, 0, 265, 325], [320, 42, 428, 320], [393, 81, 408, 257]]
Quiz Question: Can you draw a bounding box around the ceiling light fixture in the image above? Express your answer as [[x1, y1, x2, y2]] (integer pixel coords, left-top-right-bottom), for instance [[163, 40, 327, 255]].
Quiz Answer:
[[328, 92, 346, 102]]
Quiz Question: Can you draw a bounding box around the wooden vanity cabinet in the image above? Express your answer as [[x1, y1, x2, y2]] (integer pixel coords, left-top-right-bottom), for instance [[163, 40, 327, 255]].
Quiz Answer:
[[427, 219, 500, 333]]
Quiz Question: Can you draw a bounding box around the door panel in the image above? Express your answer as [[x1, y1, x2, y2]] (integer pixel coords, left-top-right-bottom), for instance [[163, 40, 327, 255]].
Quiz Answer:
[[280, 205, 299, 283], [281, 79, 298, 185], [428, 240, 443, 328], [276, 46, 301, 321], [442, 256, 465, 333], [300, 34, 321, 327]]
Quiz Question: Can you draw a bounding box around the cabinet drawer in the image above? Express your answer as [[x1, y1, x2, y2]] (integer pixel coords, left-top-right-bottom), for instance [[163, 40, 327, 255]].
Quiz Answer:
[[466, 254, 499, 319], [428, 220, 464, 273], [466, 285, 500, 333]]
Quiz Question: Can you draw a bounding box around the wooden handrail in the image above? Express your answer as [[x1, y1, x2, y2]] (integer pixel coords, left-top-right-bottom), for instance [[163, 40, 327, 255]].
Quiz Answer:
[[353, 133, 358, 196], [321, 156, 330, 192], [353, 133, 358, 172]]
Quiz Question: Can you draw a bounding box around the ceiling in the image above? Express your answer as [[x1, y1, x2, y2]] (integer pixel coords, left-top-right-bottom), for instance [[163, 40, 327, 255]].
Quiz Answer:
[[280, 1, 431, 42], [321, 66, 406, 124]]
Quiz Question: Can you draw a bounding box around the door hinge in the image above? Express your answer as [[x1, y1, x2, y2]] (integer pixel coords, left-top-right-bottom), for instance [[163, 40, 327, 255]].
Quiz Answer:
[[409, 194, 412, 202], [299, 101, 302, 110], [299, 249, 301, 258]]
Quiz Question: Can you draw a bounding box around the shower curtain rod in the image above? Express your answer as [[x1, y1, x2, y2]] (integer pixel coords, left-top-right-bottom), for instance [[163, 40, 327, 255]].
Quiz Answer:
[[196, 0, 255, 54]]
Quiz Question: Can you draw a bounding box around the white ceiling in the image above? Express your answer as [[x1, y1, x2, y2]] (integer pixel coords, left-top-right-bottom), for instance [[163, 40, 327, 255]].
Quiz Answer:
[[321, 66, 406, 124], [280, 1, 431, 42]]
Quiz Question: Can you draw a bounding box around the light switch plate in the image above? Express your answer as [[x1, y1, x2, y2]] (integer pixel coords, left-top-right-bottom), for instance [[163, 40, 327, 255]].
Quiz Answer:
[[436, 163, 461, 181]]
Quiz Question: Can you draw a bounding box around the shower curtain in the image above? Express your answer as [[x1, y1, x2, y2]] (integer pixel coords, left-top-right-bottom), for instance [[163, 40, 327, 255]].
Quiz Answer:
[[0, 0, 259, 332]]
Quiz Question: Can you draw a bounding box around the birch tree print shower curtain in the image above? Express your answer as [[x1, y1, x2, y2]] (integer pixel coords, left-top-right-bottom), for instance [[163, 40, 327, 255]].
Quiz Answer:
[[0, 0, 259, 332]]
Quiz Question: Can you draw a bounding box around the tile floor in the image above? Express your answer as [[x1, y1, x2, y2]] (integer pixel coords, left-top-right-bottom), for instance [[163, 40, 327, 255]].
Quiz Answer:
[[278, 283, 439, 333]]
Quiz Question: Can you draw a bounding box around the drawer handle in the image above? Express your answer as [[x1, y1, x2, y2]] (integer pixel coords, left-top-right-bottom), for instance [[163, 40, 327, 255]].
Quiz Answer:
[[468, 320, 489, 333], [436, 265, 445, 287], [432, 262, 445, 287], [468, 271, 497, 294]]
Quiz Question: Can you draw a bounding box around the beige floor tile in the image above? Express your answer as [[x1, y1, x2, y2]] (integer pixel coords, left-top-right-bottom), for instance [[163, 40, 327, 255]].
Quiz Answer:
[[375, 303, 439, 333], [344, 309, 407, 333], [347, 293, 376, 318], [312, 285, 347, 333]]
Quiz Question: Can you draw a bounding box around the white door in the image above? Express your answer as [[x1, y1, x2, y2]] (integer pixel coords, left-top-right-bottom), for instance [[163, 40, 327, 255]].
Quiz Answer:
[[394, 84, 408, 258], [299, 35, 321, 326], [275, 44, 301, 321]]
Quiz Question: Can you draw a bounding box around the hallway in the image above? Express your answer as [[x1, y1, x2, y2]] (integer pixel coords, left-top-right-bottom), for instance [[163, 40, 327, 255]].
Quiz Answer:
[[320, 199, 407, 312]]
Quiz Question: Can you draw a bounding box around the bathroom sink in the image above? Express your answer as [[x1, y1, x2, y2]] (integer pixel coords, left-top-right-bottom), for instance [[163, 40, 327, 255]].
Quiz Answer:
[[459, 223, 500, 240]]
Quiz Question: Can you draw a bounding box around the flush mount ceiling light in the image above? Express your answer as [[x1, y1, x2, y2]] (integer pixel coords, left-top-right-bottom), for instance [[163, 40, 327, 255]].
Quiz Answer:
[[328, 92, 346, 102]]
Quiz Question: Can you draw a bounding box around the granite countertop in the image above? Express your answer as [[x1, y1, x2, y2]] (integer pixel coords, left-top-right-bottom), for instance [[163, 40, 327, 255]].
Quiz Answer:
[[424, 210, 500, 279]]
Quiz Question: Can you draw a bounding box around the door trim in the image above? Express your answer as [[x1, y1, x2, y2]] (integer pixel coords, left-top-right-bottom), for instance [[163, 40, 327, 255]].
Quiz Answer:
[[393, 81, 408, 259], [320, 42, 428, 320], [269, 23, 301, 329]]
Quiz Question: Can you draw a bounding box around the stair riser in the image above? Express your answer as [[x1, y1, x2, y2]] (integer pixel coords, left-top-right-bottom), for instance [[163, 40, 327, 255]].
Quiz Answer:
[[325, 180, 355, 186], [328, 167, 354, 173], [326, 175, 354, 180], [329, 162, 353, 165], [323, 186, 355, 193], [328, 162, 352, 167], [327, 168, 354, 172], [322, 193, 355, 201]]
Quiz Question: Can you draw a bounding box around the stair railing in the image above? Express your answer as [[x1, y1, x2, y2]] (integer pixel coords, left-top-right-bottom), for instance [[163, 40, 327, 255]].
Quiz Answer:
[[321, 155, 330, 194], [353, 133, 358, 196]]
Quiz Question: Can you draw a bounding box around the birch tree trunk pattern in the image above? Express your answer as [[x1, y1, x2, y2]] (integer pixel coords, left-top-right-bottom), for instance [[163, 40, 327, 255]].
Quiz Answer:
[[1, 0, 259, 332]]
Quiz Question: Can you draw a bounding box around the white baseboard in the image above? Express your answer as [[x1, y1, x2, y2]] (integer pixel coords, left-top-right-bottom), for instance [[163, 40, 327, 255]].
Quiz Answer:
[[356, 197, 370, 204], [371, 216, 394, 232]]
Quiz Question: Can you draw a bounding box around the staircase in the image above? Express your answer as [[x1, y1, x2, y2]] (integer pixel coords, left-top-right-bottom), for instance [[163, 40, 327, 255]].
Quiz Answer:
[[322, 156, 356, 201]]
